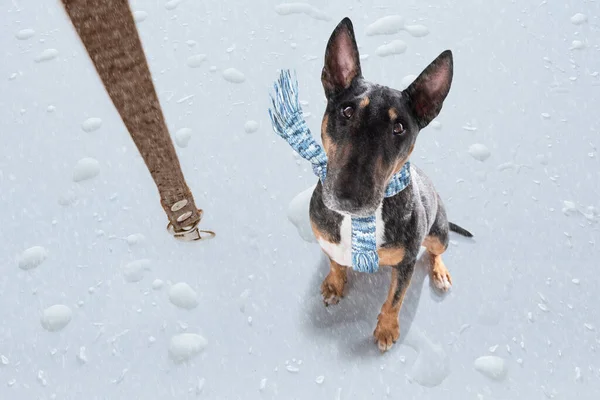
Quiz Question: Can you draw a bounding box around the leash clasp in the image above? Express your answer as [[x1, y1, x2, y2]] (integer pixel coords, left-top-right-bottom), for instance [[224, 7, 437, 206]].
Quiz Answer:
[[166, 209, 216, 242]]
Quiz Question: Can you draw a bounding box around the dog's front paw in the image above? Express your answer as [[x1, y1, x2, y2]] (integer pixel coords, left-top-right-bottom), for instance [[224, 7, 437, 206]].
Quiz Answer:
[[320, 273, 346, 306], [431, 262, 452, 292], [373, 315, 400, 352]]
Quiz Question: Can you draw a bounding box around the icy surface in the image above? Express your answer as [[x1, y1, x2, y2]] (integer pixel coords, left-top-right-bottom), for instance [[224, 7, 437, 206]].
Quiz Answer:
[[1, 0, 599, 399]]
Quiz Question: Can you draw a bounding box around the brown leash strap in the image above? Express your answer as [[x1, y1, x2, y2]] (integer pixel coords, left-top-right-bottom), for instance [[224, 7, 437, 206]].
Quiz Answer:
[[61, 0, 213, 241]]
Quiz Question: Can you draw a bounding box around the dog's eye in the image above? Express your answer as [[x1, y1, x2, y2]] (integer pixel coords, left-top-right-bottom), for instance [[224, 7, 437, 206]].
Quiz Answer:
[[341, 106, 354, 119], [393, 122, 405, 135]]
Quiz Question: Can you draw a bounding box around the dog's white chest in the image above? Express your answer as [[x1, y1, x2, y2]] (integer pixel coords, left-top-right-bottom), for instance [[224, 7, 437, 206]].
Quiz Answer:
[[317, 205, 385, 267]]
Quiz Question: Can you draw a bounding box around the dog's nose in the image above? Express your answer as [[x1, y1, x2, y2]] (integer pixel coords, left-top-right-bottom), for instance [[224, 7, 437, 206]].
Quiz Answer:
[[333, 186, 364, 212]]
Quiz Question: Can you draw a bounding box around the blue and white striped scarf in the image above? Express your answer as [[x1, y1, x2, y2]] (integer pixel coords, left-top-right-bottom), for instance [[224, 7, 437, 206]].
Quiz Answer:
[[268, 70, 411, 273]]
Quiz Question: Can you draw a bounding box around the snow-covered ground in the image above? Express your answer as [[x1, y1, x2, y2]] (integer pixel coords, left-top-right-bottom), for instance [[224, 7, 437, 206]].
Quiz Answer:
[[1, 0, 599, 398]]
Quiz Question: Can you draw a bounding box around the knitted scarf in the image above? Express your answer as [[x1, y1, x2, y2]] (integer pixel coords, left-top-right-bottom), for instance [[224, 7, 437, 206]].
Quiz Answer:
[[268, 70, 411, 273]]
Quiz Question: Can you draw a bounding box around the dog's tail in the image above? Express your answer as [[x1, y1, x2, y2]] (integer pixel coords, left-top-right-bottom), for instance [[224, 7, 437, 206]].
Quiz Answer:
[[449, 222, 473, 238]]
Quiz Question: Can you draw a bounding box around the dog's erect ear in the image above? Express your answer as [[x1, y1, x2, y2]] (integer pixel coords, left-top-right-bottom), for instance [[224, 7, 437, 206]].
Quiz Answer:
[[405, 50, 453, 129], [321, 17, 362, 96]]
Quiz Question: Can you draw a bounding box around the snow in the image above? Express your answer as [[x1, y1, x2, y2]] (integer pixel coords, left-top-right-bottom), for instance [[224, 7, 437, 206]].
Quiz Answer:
[[375, 40, 408, 57], [18, 245, 48, 270], [274, 3, 331, 21], [164, 0, 184, 11], [468, 143, 491, 162], [122, 259, 150, 283], [76, 346, 88, 364], [222, 68, 246, 83], [287, 184, 317, 243], [34, 49, 59, 63], [570, 13, 588, 25], [81, 117, 102, 133], [15, 28, 35, 40], [168, 282, 199, 309], [133, 10, 148, 23], [404, 24, 430, 37], [125, 233, 145, 245], [244, 120, 259, 134], [366, 15, 405, 36], [571, 40, 585, 50], [174, 127, 192, 148], [40, 305, 72, 332], [473, 356, 508, 381], [400, 74, 417, 89], [168, 333, 208, 363], [2, 0, 599, 399], [186, 54, 206, 68], [72, 157, 100, 182], [152, 279, 164, 290]]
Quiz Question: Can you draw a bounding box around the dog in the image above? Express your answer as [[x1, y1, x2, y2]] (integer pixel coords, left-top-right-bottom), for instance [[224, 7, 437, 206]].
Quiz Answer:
[[309, 17, 473, 352]]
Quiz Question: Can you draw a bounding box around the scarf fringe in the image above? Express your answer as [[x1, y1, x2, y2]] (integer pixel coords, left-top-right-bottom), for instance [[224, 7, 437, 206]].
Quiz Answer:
[[352, 251, 379, 274]]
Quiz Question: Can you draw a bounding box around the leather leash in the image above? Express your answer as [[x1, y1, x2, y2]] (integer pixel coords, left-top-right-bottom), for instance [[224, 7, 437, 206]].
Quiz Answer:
[[61, 0, 214, 241]]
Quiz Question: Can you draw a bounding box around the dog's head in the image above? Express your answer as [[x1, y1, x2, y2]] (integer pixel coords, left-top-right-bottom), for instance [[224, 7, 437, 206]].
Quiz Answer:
[[320, 18, 454, 217]]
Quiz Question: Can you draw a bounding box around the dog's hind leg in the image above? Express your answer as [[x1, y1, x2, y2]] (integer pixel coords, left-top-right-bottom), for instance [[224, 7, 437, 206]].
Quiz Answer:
[[321, 259, 347, 306], [423, 203, 453, 291]]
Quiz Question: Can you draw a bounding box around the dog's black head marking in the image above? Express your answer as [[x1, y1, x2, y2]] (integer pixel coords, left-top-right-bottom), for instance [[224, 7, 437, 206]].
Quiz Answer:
[[320, 17, 454, 217]]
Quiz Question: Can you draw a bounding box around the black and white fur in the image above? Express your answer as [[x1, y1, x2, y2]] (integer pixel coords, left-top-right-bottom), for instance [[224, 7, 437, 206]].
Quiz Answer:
[[309, 17, 472, 352]]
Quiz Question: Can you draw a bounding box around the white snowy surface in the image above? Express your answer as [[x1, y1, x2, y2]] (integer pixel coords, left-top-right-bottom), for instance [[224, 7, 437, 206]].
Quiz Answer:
[[174, 127, 192, 148], [375, 39, 408, 57], [17, 246, 48, 271], [168, 282, 199, 310], [468, 143, 491, 162], [1, 0, 599, 399], [473, 355, 508, 381], [81, 117, 103, 133], [72, 157, 100, 182], [40, 305, 72, 332], [244, 120, 260, 134], [168, 333, 208, 363], [222, 67, 246, 83]]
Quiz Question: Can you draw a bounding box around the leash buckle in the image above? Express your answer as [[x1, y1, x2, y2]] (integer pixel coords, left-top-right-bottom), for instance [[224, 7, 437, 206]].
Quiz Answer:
[[166, 210, 215, 242]]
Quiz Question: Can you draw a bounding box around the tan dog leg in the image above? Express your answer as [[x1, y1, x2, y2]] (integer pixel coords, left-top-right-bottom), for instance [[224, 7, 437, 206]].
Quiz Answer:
[[321, 260, 347, 306], [423, 235, 452, 291], [373, 262, 414, 352]]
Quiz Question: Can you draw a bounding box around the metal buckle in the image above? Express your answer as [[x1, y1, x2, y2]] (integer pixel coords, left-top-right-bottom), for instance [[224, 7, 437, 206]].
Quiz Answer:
[[166, 210, 215, 242]]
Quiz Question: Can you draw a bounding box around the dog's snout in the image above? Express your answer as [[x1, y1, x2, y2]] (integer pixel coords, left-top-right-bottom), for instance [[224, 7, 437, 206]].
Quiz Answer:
[[323, 176, 380, 216], [334, 187, 362, 210]]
